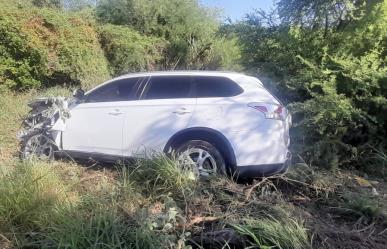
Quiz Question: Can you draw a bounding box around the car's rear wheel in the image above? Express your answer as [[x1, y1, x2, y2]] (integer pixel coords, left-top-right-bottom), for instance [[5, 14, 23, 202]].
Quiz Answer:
[[176, 140, 226, 177]]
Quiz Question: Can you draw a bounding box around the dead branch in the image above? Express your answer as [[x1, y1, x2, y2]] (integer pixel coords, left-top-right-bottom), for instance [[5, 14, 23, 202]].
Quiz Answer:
[[245, 177, 269, 200]]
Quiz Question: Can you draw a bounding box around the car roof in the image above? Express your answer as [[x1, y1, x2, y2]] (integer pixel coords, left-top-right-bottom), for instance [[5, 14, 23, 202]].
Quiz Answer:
[[115, 70, 245, 80], [86, 71, 257, 94]]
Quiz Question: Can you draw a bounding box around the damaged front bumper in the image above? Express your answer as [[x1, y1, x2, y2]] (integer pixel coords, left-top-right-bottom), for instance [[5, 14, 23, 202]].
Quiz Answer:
[[18, 97, 72, 159]]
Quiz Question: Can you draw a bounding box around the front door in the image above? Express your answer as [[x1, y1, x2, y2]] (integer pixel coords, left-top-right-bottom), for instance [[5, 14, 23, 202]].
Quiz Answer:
[[62, 77, 144, 156]]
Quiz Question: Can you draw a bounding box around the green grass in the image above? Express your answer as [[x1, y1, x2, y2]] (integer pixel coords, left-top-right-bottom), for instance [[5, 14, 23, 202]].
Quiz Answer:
[[0, 91, 34, 163], [126, 154, 198, 200], [335, 192, 383, 220], [40, 207, 164, 249], [0, 160, 171, 248], [232, 216, 311, 249], [0, 161, 77, 232]]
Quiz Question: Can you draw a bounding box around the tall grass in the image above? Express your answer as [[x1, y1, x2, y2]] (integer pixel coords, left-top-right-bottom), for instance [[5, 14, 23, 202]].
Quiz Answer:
[[0, 160, 172, 248], [333, 192, 383, 220], [126, 154, 198, 200], [0, 91, 34, 163], [41, 207, 164, 249], [0, 161, 75, 232], [232, 216, 311, 249]]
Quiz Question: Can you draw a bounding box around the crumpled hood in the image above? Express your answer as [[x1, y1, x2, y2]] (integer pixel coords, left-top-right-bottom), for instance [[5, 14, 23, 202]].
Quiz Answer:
[[18, 97, 72, 141]]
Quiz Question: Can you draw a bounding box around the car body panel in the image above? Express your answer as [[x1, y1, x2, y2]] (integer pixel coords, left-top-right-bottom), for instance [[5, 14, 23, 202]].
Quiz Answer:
[[122, 98, 196, 157], [62, 101, 127, 155]]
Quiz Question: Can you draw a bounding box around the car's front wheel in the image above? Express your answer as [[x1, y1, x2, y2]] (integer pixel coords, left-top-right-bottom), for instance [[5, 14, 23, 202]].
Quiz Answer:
[[176, 140, 226, 177], [20, 133, 56, 160]]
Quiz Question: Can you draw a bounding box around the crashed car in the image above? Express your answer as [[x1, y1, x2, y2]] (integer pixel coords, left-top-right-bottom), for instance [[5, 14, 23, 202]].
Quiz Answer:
[[19, 71, 292, 178]]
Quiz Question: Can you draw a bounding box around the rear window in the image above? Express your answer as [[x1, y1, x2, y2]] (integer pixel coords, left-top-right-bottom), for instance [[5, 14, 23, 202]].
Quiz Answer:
[[142, 76, 193, 100], [194, 76, 243, 98]]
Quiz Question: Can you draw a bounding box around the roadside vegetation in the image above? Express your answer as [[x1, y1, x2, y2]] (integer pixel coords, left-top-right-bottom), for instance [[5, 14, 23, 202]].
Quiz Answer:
[[1, 0, 387, 248], [1, 90, 386, 248]]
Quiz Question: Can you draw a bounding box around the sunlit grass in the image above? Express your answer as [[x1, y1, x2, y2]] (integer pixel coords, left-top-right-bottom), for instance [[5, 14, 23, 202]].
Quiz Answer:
[[0, 161, 79, 232], [232, 216, 311, 249], [125, 154, 198, 200]]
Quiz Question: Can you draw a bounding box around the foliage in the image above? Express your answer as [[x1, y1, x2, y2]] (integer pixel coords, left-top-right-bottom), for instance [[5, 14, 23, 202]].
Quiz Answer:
[[277, 0, 369, 30], [0, 3, 110, 90], [98, 24, 165, 75], [339, 192, 383, 219], [0, 87, 386, 248], [32, 0, 63, 8], [96, 0, 242, 70], [1, 0, 242, 90], [227, 0, 387, 170]]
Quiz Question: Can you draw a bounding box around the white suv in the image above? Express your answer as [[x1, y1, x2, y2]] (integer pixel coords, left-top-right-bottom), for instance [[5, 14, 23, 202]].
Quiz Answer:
[[23, 71, 292, 178]]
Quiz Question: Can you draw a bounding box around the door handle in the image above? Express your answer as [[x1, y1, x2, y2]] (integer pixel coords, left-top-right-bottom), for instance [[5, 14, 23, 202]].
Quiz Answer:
[[108, 109, 124, 116], [173, 108, 191, 115]]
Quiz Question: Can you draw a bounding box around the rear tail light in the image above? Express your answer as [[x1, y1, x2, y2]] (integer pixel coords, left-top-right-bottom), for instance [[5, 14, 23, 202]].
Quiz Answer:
[[248, 102, 285, 120]]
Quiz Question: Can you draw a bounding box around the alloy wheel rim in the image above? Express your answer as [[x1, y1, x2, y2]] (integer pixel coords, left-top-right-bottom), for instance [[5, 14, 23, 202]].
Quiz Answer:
[[24, 134, 53, 160], [179, 148, 217, 177]]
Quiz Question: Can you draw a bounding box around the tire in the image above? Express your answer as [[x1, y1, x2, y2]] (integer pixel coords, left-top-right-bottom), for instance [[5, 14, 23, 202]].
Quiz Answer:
[[175, 140, 226, 177], [20, 132, 56, 161]]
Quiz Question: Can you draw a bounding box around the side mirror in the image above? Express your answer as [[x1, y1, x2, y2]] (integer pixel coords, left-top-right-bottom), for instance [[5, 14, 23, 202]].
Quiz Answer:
[[73, 88, 85, 100]]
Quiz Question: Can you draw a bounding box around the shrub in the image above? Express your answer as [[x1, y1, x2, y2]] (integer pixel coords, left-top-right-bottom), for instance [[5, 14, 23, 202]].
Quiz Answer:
[[98, 24, 165, 76], [96, 0, 242, 70], [229, 1, 387, 170], [0, 4, 110, 90]]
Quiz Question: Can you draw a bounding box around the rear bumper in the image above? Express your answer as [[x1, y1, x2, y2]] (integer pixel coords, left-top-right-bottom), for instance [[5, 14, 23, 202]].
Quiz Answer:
[[234, 152, 291, 178]]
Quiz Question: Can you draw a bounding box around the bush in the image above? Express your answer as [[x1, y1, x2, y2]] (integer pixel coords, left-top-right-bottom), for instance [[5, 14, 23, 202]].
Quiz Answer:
[[96, 0, 242, 70], [229, 1, 387, 170], [98, 24, 165, 76], [0, 5, 110, 90]]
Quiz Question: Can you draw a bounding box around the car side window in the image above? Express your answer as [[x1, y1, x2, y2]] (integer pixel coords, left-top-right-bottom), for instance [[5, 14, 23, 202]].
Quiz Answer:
[[142, 76, 193, 100], [85, 77, 142, 103], [194, 76, 243, 98]]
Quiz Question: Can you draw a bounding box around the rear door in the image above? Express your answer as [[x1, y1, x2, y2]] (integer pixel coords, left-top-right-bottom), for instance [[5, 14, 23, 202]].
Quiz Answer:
[[190, 76, 245, 131], [122, 75, 196, 156], [62, 77, 144, 155]]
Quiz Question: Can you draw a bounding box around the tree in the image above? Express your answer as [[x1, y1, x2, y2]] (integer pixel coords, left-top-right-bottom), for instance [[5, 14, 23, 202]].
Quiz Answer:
[[277, 0, 369, 30], [32, 0, 63, 8], [96, 0, 241, 70]]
